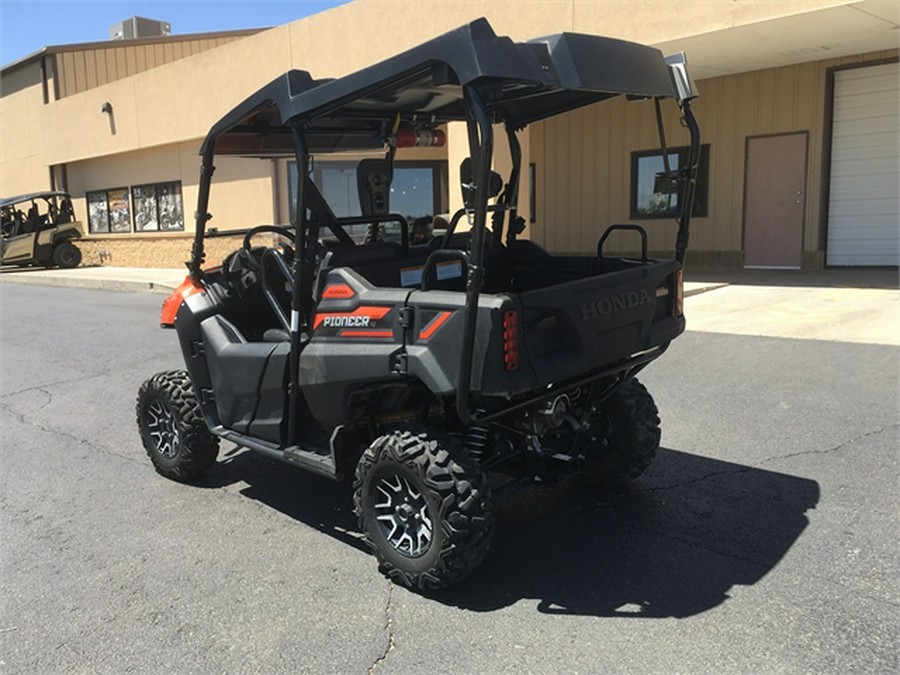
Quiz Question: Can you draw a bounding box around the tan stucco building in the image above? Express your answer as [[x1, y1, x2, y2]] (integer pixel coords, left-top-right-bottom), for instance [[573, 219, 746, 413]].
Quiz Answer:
[[1, 0, 897, 268]]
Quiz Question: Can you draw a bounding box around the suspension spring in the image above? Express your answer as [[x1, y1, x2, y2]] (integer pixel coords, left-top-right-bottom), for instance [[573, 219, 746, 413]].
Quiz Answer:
[[465, 425, 490, 463]]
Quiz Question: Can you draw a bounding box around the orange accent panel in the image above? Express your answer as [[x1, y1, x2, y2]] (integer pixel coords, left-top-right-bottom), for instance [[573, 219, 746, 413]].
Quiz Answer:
[[312, 306, 391, 330], [338, 330, 395, 338], [322, 283, 356, 299], [159, 276, 203, 327], [419, 311, 452, 340]]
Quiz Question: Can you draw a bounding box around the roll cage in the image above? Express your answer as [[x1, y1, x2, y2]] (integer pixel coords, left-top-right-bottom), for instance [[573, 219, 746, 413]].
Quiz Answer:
[[188, 18, 700, 438], [1, 191, 77, 237]]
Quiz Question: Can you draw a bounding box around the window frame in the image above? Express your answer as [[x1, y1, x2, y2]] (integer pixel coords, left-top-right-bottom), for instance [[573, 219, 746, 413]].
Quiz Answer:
[[131, 180, 185, 232], [289, 159, 448, 222], [86, 187, 131, 234]]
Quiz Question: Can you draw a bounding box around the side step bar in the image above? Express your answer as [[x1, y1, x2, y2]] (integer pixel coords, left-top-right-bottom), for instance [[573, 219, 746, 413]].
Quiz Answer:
[[210, 426, 340, 480]]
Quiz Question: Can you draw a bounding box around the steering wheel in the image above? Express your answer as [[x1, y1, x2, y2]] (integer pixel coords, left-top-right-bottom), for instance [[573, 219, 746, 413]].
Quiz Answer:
[[241, 225, 296, 270]]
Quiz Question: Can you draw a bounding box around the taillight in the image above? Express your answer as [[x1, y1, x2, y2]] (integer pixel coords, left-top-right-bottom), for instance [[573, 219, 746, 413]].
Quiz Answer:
[[502, 309, 520, 371], [674, 268, 684, 317]]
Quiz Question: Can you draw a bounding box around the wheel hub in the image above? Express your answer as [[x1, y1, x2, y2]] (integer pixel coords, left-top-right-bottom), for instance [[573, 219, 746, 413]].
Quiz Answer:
[[145, 399, 179, 458], [373, 473, 433, 558]]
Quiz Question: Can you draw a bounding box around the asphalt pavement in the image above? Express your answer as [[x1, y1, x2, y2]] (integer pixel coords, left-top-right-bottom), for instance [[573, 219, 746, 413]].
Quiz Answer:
[[0, 266, 897, 673]]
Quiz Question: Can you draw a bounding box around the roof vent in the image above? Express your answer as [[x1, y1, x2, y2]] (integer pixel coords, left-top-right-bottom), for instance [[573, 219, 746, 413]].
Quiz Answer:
[[110, 16, 172, 40]]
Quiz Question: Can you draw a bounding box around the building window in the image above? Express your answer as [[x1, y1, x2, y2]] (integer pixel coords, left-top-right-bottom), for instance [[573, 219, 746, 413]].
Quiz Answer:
[[389, 162, 446, 222], [87, 187, 131, 233], [314, 161, 359, 218], [288, 160, 447, 223], [132, 181, 184, 232], [86, 181, 183, 234], [630, 144, 710, 219]]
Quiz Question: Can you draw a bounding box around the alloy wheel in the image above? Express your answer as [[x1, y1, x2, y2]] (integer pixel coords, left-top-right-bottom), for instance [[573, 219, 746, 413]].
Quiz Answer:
[[145, 399, 179, 458], [373, 473, 433, 557]]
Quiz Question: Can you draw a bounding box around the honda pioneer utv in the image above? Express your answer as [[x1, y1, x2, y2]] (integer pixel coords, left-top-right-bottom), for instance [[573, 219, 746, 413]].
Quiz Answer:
[[137, 19, 700, 590]]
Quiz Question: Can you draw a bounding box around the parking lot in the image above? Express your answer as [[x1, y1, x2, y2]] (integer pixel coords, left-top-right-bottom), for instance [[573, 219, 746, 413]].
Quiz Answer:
[[0, 275, 897, 673]]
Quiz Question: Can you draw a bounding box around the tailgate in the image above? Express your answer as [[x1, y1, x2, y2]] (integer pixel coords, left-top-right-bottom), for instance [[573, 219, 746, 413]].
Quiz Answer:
[[518, 260, 683, 387]]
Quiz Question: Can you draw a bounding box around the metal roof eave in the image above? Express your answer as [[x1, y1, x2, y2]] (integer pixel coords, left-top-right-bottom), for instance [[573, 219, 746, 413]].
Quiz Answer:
[[1, 28, 265, 74]]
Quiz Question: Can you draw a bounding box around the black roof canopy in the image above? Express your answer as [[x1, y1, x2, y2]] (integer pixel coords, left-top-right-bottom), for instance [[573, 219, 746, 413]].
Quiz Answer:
[[204, 18, 679, 156]]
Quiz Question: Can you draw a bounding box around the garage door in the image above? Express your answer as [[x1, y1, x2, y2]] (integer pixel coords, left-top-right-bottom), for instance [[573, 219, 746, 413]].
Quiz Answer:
[[826, 62, 899, 266]]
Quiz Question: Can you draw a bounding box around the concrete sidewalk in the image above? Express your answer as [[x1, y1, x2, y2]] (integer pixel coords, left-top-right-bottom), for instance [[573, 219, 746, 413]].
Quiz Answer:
[[681, 268, 898, 346], [0, 264, 733, 296], [0, 265, 188, 294], [2, 264, 897, 345]]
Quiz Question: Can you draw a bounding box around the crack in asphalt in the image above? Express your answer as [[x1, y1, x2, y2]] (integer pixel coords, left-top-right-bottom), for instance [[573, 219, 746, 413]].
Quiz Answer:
[[0, 369, 114, 401], [34, 388, 53, 415], [756, 421, 899, 467], [368, 583, 396, 674], [644, 421, 899, 493], [0, 352, 165, 402], [0, 396, 143, 467]]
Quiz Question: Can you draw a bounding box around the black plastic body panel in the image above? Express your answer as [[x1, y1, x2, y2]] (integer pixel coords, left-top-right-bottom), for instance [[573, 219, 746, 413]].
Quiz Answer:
[[250, 343, 290, 442], [200, 315, 288, 442], [300, 268, 409, 423], [174, 289, 225, 427], [404, 289, 505, 395], [174, 285, 291, 443], [514, 258, 683, 391], [171, 244, 682, 436], [407, 243, 683, 400]]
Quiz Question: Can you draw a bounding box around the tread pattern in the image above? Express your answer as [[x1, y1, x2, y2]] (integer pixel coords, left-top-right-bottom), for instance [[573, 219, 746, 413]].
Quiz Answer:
[[353, 427, 494, 590], [136, 370, 219, 482], [583, 378, 660, 487], [52, 241, 81, 268]]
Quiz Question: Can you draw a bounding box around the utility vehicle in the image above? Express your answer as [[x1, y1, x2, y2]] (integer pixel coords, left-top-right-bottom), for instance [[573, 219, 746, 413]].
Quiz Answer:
[[1, 191, 82, 268], [137, 19, 700, 589]]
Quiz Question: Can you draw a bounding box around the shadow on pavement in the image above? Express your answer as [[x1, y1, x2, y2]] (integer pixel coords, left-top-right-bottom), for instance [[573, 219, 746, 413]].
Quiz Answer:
[[198, 448, 368, 554], [687, 267, 898, 290], [0, 264, 48, 273], [197, 445, 819, 618]]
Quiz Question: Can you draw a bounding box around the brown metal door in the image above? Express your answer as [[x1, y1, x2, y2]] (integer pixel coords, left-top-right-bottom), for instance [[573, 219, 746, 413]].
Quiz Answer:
[[743, 133, 807, 268]]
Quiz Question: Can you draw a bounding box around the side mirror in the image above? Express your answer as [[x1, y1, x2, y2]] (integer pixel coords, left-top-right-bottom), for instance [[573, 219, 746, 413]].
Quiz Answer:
[[665, 52, 698, 103]]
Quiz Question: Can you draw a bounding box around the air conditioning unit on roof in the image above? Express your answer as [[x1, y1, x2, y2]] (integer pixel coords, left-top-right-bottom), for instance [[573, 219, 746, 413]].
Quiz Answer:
[[110, 16, 172, 40]]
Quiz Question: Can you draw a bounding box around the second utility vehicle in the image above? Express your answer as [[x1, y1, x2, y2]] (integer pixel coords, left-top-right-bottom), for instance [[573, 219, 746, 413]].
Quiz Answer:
[[1, 191, 83, 268], [137, 19, 701, 590]]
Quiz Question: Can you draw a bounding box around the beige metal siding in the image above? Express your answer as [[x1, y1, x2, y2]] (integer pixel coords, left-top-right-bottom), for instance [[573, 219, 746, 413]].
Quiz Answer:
[[52, 36, 250, 99], [538, 48, 898, 264], [540, 93, 692, 256]]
